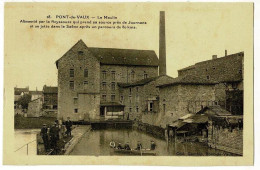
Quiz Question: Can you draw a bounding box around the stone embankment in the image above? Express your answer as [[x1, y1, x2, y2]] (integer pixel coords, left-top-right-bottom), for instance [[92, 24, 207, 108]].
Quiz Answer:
[[64, 125, 91, 155]]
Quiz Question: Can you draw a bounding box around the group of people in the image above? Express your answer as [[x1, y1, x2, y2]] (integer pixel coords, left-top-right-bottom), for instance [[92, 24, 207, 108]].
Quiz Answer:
[[110, 140, 156, 151], [40, 117, 73, 153]]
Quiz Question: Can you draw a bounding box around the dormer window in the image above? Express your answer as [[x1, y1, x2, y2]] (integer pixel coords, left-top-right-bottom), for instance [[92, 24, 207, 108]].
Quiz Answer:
[[78, 51, 84, 55]]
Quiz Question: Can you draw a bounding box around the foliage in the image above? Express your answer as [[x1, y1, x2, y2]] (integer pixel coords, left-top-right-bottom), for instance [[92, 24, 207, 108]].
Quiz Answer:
[[14, 114, 56, 129], [17, 94, 32, 109]]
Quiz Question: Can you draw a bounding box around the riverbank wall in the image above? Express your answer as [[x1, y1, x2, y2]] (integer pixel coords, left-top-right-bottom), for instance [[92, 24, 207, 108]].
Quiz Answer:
[[64, 125, 91, 155], [133, 121, 165, 139]]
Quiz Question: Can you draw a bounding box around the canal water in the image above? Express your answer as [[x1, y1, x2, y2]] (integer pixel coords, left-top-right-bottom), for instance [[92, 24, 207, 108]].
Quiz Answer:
[[70, 128, 237, 156], [14, 129, 40, 155]]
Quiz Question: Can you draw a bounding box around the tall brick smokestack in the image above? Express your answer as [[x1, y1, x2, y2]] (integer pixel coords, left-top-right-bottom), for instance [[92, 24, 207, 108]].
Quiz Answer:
[[159, 11, 166, 76]]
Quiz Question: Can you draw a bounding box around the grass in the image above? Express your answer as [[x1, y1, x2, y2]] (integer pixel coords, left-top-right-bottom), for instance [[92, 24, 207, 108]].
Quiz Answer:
[[14, 115, 57, 129]]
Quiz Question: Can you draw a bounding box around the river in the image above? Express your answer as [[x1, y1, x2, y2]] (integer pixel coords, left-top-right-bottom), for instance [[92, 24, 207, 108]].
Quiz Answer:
[[70, 128, 237, 156], [14, 129, 40, 155]]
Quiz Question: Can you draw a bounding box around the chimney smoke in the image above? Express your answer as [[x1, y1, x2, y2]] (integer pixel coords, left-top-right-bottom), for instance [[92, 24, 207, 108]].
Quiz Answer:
[[159, 11, 166, 76]]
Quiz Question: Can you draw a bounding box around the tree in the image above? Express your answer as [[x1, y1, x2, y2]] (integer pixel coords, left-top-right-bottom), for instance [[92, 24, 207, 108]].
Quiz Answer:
[[17, 94, 32, 109]]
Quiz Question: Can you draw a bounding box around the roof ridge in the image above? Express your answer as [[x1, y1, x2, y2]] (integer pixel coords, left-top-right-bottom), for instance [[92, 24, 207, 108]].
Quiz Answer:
[[89, 47, 155, 52]]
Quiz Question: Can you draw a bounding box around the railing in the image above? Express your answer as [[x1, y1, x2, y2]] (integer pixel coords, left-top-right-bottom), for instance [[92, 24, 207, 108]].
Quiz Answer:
[[14, 139, 36, 155]]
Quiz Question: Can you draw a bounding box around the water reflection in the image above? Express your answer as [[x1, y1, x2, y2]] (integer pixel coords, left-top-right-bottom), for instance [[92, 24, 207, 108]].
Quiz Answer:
[[70, 128, 237, 156]]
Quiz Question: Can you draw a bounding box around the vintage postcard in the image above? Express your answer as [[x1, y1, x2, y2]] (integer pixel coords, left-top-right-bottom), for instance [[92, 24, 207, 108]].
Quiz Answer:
[[3, 2, 253, 165]]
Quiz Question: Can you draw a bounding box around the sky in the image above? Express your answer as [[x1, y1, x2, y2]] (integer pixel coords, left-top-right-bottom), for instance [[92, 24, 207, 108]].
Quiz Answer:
[[4, 3, 253, 91]]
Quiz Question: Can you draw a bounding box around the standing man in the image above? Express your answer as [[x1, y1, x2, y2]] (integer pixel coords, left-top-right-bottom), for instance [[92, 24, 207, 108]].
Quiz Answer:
[[169, 128, 174, 142], [49, 122, 60, 153], [136, 141, 142, 150], [65, 117, 73, 137], [40, 124, 49, 152], [150, 140, 156, 150]]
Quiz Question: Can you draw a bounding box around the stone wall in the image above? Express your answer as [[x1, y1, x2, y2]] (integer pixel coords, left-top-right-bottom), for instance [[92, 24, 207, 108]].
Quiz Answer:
[[178, 52, 243, 83], [158, 84, 216, 128], [57, 42, 101, 121], [43, 93, 57, 109], [100, 65, 158, 103], [208, 119, 243, 155], [119, 75, 173, 122], [27, 98, 43, 117]]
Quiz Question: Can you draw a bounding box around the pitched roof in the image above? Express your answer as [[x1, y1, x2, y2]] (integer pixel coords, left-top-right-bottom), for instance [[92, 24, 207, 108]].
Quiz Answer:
[[56, 40, 159, 68], [89, 47, 158, 66], [197, 105, 232, 116], [29, 91, 42, 95], [118, 75, 174, 88], [43, 86, 58, 94], [178, 52, 243, 83], [14, 87, 29, 95], [118, 77, 158, 88], [178, 65, 195, 71], [157, 74, 218, 88]]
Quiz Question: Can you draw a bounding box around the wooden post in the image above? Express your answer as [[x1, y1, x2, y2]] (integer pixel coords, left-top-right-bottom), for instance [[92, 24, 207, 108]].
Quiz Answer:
[[174, 129, 177, 154], [27, 144, 29, 155]]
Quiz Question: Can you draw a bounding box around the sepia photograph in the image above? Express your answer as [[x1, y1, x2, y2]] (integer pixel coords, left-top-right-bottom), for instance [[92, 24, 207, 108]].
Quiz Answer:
[[3, 2, 253, 166]]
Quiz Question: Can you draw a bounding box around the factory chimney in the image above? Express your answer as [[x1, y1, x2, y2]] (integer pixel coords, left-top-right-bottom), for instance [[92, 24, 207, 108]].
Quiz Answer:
[[159, 11, 166, 76]]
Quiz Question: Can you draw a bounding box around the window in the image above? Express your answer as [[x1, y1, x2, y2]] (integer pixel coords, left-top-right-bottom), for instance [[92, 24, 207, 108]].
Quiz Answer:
[[111, 71, 116, 80], [136, 87, 139, 92], [74, 108, 78, 113], [74, 98, 78, 105], [70, 69, 74, 77], [129, 88, 132, 95], [129, 107, 132, 112], [232, 83, 238, 89], [129, 96, 132, 103], [102, 94, 106, 101], [111, 82, 116, 91], [102, 71, 107, 79], [136, 94, 139, 102], [163, 104, 166, 114], [213, 66, 216, 70], [144, 73, 148, 79], [120, 95, 124, 102], [206, 68, 208, 71], [131, 71, 135, 80], [78, 51, 84, 55], [136, 106, 139, 112], [84, 69, 88, 77], [206, 76, 210, 80], [102, 82, 107, 90], [148, 101, 153, 112], [111, 94, 115, 101], [83, 81, 88, 89], [70, 81, 74, 90]]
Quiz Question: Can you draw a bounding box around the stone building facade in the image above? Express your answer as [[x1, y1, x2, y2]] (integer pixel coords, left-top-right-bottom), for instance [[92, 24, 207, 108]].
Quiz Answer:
[[157, 75, 217, 128], [178, 51, 244, 115], [118, 75, 174, 121], [27, 98, 43, 117], [56, 40, 159, 121], [42, 85, 58, 110], [29, 90, 43, 101]]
